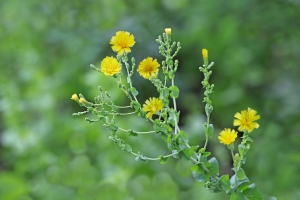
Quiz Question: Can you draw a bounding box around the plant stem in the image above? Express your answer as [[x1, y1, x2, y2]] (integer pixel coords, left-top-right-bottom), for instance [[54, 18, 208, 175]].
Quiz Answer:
[[118, 127, 155, 134], [172, 78, 180, 134]]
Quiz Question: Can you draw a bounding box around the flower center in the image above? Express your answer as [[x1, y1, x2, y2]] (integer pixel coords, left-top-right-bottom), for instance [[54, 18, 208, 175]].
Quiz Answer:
[[145, 65, 154, 73], [119, 40, 127, 48]]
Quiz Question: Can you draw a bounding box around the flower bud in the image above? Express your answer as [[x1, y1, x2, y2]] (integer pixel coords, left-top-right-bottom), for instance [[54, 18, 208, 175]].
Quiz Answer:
[[79, 98, 87, 104], [165, 28, 172, 35], [71, 94, 79, 101]]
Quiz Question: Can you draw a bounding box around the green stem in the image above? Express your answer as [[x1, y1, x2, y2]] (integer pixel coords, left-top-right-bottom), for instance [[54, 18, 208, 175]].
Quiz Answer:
[[108, 111, 136, 116], [130, 151, 178, 161], [118, 127, 155, 134], [124, 58, 139, 103], [171, 78, 180, 134], [203, 115, 210, 150]]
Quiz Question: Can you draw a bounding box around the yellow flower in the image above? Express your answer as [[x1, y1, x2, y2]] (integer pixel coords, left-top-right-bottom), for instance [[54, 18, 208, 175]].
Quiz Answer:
[[142, 97, 164, 119], [202, 48, 208, 60], [71, 94, 79, 101], [218, 128, 238, 145], [137, 57, 160, 79], [233, 108, 260, 133], [100, 56, 122, 76], [110, 31, 135, 55], [165, 28, 172, 35], [79, 98, 87, 104]]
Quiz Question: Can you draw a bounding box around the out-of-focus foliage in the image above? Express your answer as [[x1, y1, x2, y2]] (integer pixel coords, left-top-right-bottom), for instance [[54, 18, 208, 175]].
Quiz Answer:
[[0, 0, 299, 199]]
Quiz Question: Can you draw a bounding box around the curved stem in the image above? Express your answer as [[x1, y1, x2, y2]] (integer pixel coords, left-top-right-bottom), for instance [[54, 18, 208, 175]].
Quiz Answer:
[[93, 103, 131, 109], [119, 127, 155, 134], [108, 111, 136, 116], [130, 151, 178, 161]]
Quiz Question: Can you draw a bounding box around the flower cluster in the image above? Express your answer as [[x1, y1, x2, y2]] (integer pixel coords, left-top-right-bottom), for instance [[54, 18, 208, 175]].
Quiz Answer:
[[218, 107, 260, 147]]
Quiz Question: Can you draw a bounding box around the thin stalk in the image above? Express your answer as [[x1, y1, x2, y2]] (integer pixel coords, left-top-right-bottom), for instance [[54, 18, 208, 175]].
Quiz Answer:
[[118, 127, 155, 134], [130, 151, 178, 161], [172, 78, 180, 134], [108, 111, 136, 116]]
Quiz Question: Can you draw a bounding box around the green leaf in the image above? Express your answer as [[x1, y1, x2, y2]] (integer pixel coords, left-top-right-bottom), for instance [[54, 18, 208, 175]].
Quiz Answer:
[[207, 124, 214, 138], [237, 168, 247, 180], [230, 192, 246, 200], [128, 130, 138, 137], [192, 171, 210, 182], [191, 165, 204, 174], [237, 182, 250, 192], [158, 155, 169, 164], [242, 184, 262, 200], [201, 152, 211, 157], [179, 131, 189, 142], [153, 119, 162, 132], [208, 157, 219, 176], [238, 144, 245, 157], [123, 144, 132, 152], [135, 152, 148, 163], [169, 85, 179, 98], [218, 174, 231, 191], [130, 87, 138, 96], [168, 71, 175, 79], [130, 101, 140, 110], [109, 125, 118, 132], [203, 123, 214, 138], [182, 146, 197, 159], [161, 88, 169, 98]]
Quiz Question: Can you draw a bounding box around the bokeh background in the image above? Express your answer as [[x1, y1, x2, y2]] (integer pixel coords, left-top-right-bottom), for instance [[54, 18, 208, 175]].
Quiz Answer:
[[1, 0, 300, 199]]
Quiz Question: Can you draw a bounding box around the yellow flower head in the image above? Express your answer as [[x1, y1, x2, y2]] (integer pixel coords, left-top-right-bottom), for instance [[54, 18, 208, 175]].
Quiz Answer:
[[233, 107, 260, 133], [218, 128, 238, 145], [100, 56, 122, 76], [79, 98, 87, 104], [142, 97, 164, 119], [71, 94, 79, 101], [137, 57, 160, 79], [202, 48, 208, 60], [110, 31, 135, 55], [165, 28, 172, 35]]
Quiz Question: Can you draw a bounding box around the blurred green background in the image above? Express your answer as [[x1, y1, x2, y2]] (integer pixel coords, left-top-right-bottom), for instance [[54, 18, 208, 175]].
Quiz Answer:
[[1, 0, 300, 199]]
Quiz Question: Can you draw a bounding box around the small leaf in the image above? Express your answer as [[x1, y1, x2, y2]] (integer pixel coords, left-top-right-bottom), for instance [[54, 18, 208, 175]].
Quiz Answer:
[[128, 130, 138, 137], [130, 87, 139, 96], [130, 101, 141, 110], [191, 165, 204, 174], [230, 192, 246, 200], [124, 144, 132, 152], [182, 146, 197, 159], [208, 157, 219, 176], [161, 88, 169, 98], [242, 184, 263, 200], [179, 131, 189, 142], [201, 152, 211, 157], [109, 125, 119, 132], [192, 171, 210, 182], [153, 119, 162, 132], [237, 168, 247, 180], [158, 155, 169, 164], [207, 124, 214, 138], [238, 144, 246, 157], [169, 85, 179, 98], [218, 174, 231, 191]]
